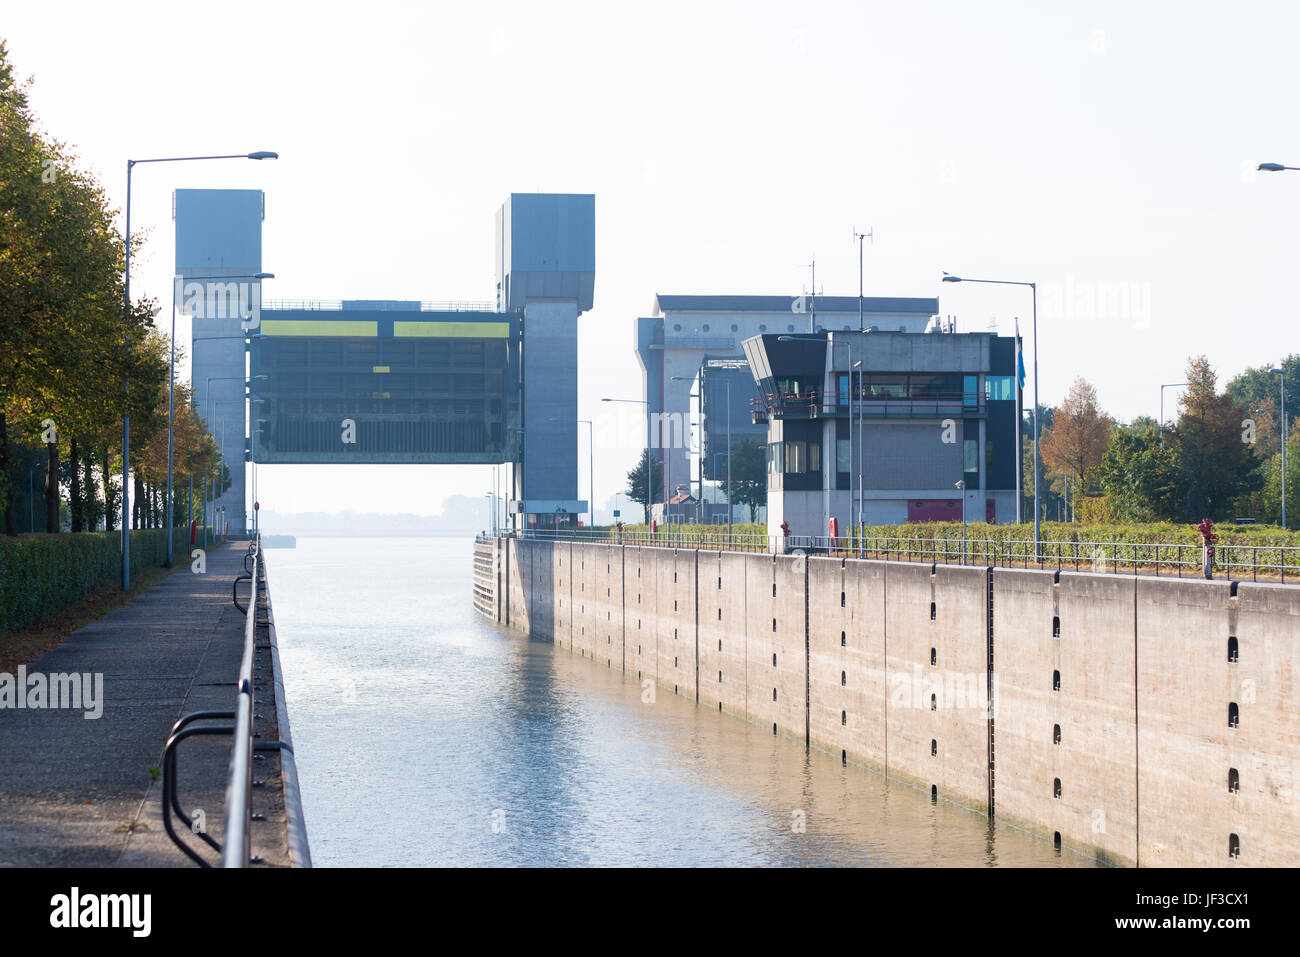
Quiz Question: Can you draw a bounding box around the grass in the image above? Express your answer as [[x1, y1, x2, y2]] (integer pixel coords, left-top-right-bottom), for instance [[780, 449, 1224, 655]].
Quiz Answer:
[[0, 560, 188, 672]]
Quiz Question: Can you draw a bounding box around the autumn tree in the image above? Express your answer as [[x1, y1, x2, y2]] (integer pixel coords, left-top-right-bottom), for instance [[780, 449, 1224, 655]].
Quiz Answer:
[[1039, 378, 1113, 509], [1170, 356, 1259, 521]]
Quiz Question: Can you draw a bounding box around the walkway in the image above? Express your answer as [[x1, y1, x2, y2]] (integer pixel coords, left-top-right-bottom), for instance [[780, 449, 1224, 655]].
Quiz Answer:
[[0, 540, 293, 867]]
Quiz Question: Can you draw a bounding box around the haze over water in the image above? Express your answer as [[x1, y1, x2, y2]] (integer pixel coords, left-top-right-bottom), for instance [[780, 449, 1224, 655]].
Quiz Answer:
[[269, 536, 1091, 867]]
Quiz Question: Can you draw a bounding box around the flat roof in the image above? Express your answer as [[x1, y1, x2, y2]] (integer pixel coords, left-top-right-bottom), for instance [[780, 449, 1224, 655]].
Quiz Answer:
[[654, 294, 938, 315]]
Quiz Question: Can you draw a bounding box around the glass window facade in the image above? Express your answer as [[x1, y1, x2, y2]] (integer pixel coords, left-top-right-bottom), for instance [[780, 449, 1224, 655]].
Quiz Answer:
[[985, 375, 1016, 401]]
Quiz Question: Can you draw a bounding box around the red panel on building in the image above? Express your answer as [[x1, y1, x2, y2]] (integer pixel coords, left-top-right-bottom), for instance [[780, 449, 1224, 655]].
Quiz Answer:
[[907, 499, 962, 523]]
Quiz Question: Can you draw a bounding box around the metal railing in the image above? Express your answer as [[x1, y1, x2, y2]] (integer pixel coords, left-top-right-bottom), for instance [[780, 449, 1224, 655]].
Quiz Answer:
[[491, 528, 1300, 582], [752, 390, 983, 419], [222, 537, 259, 867], [262, 298, 498, 313], [163, 535, 303, 867]]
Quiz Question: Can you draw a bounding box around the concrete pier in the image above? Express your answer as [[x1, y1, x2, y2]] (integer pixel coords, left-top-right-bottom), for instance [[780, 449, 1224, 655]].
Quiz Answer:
[[479, 536, 1300, 867]]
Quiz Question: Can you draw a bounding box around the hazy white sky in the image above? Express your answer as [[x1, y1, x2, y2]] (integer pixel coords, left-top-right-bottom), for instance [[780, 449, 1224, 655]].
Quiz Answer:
[[6, 1, 1297, 519]]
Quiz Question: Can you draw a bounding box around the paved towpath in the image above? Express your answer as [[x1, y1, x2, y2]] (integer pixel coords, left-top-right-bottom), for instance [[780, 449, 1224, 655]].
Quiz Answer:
[[0, 540, 291, 867]]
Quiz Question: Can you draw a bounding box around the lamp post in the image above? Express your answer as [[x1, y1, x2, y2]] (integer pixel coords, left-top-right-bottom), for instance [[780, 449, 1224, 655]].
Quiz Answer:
[[508, 427, 525, 532], [956, 479, 967, 565], [602, 397, 653, 526], [670, 377, 707, 526], [1159, 382, 1188, 445], [580, 419, 594, 528], [853, 359, 864, 556], [1274, 367, 1288, 529], [1258, 163, 1300, 172], [120, 149, 277, 590], [167, 272, 272, 565], [942, 273, 1040, 560]]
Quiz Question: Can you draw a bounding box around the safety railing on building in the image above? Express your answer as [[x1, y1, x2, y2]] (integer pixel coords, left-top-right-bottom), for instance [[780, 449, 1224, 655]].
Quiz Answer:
[[262, 298, 498, 313], [751, 390, 984, 419]]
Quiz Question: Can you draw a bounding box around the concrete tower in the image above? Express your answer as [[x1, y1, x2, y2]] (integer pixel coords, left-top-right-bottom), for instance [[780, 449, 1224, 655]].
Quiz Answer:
[[175, 188, 265, 534], [497, 193, 594, 528]]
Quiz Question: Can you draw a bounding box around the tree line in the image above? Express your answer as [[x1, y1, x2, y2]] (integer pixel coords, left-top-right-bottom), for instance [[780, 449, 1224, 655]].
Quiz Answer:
[[1038, 355, 1297, 527], [0, 39, 228, 537]]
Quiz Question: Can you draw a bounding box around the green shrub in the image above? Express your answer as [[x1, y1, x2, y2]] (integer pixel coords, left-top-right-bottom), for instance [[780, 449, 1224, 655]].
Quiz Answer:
[[0, 527, 196, 635]]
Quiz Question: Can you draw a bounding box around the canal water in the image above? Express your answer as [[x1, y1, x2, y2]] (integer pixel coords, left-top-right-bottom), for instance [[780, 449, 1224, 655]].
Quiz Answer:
[[268, 535, 1090, 867]]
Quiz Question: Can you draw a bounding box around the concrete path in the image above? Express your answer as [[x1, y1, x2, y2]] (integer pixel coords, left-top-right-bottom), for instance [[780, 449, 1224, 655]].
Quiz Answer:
[[0, 540, 290, 867]]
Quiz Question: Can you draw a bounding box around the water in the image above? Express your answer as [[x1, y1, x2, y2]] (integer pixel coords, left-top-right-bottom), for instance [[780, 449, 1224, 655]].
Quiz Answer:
[[268, 536, 1089, 867]]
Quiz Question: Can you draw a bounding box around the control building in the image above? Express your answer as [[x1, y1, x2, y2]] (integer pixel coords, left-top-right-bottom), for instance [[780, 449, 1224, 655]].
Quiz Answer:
[[742, 323, 1022, 537]]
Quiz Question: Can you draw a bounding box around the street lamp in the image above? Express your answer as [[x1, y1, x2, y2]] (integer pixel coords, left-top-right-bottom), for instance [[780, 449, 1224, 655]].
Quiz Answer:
[[167, 272, 273, 565], [955, 479, 967, 565], [853, 358, 864, 556], [1273, 367, 1288, 530], [603, 397, 654, 526], [942, 272, 1041, 560], [121, 149, 277, 590], [1258, 163, 1300, 172], [1159, 382, 1188, 445]]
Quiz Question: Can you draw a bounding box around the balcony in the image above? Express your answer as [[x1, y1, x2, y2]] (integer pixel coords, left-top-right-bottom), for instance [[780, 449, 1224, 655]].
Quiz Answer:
[[752, 390, 985, 420]]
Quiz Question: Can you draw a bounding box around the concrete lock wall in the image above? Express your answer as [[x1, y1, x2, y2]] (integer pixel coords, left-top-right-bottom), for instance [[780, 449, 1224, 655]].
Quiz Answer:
[[808, 557, 888, 769], [993, 569, 1139, 866], [487, 538, 1300, 867]]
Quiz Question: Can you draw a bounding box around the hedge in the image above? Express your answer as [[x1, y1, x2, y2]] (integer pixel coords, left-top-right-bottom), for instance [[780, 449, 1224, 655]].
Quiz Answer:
[[0, 528, 213, 635]]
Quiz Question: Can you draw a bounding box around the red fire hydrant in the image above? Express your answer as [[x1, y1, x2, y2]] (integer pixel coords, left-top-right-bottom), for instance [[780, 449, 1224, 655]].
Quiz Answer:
[[1196, 518, 1217, 580]]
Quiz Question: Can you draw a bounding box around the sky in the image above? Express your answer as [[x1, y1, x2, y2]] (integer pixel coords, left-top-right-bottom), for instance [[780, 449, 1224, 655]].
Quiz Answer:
[[5, 0, 1298, 523]]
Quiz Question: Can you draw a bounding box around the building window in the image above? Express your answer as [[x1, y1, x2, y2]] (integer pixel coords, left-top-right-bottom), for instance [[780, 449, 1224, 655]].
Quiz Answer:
[[1228, 636, 1239, 662], [786, 441, 808, 474], [1229, 834, 1240, 859], [1053, 724, 1061, 744], [931, 739, 937, 756], [842, 711, 847, 726], [1054, 778, 1062, 799], [985, 375, 1015, 401], [964, 438, 979, 473], [1229, 702, 1239, 728], [836, 439, 850, 472], [1229, 768, 1240, 793], [1053, 670, 1061, 692]]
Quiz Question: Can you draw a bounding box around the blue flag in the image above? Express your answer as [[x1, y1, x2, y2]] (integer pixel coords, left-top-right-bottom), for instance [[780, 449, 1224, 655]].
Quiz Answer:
[[1014, 319, 1027, 390]]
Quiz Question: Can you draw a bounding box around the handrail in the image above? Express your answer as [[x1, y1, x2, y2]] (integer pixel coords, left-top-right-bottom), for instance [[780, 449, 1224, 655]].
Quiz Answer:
[[497, 528, 1300, 581], [222, 534, 259, 867]]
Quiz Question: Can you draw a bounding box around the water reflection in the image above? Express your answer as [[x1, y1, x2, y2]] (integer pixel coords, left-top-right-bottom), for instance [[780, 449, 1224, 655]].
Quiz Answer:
[[269, 536, 1090, 868]]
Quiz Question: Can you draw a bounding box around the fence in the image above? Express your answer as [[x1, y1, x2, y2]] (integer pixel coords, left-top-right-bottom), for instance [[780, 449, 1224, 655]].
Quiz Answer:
[[482, 528, 1300, 582]]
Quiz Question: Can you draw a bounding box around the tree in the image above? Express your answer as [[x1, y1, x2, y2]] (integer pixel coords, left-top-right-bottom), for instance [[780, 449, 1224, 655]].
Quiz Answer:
[[1039, 378, 1113, 513], [1227, 355, 1299, 424], [1171, 356, 1260, 521], [0, 39, 147, 535], [729, 437, 767, 522], [625, 449, 663, 523], [1097, 417, 1182, 522], [1258, 418, 1300, 528]]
